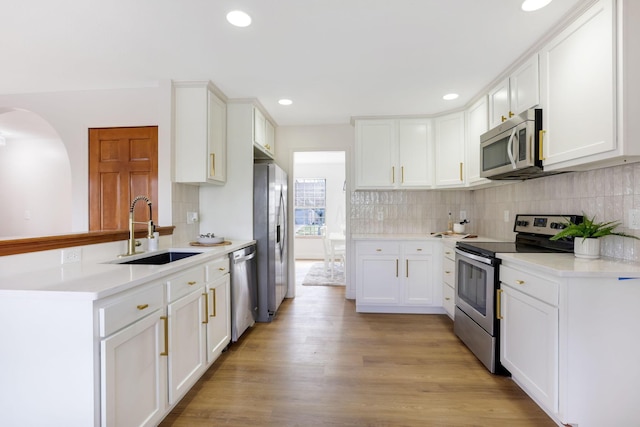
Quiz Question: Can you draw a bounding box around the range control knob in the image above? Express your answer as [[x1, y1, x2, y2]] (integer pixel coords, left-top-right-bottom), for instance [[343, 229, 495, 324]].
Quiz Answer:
[[516, 220, 529, 227], [551, 222, 565, 230]]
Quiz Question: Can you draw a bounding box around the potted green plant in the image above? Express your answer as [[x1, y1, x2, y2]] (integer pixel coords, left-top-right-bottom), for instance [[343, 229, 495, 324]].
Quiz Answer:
[[550, 214, 639, 259]]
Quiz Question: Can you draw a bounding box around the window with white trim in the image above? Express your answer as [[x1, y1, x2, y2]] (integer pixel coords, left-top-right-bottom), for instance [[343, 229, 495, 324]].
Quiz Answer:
[[294, 178, 326, 236]]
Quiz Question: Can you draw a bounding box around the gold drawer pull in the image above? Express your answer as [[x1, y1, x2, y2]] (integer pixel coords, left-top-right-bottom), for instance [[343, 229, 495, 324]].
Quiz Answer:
[[376, 249, 382, 252], [445, 251, 452, 255], [211, 288, 217, 317], [444, 297, 451, 301], [445, 271, 451, 274], [416, 248, 422, 252], [496, 289, 504, 320], [160, 316, 169, 356], [188, 281, 197, 286], [515, 280, 525, 285], [136, 304, 149, 310], [218, 267, 226, 271], [202, 293, 209, 324]]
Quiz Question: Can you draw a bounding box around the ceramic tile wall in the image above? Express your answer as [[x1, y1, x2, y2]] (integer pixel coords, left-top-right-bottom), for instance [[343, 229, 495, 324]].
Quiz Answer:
[[350, 163, 640, 261], [171, 183, 200, 244], [350, 189, 475, 236]]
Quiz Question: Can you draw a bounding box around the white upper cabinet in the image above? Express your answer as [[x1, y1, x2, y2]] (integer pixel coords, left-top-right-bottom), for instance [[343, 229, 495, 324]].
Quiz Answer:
[[174, 81, 227, 184], [434, 112, 465, 187], [355, 119, 432, 189], [253, 107, 275, 159], [540, 0, 640, 171], [465, 96, 490, 186], [488, 55, 540, 128]]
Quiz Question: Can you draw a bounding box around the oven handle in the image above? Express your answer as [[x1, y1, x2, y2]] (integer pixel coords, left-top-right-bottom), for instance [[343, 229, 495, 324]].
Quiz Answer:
[[454, 248, 494, 265]]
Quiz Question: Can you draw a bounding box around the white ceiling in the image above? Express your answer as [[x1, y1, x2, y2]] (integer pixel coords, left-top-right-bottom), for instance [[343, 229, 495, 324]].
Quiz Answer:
[[0, 0, 582, 127]]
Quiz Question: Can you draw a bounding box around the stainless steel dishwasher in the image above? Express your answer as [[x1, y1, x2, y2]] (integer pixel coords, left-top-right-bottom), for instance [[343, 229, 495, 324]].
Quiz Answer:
[[230, 245, 258, 342]]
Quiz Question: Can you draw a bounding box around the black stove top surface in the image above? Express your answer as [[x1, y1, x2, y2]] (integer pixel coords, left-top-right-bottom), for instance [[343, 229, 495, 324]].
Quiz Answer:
[[457, 240, 571, 258]]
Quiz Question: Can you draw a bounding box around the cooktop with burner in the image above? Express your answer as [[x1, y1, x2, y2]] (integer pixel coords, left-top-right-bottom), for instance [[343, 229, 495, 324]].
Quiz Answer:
[[456, 214, 583, 258]]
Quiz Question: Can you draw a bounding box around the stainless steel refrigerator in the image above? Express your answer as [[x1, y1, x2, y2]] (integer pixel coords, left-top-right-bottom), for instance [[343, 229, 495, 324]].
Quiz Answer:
[[254, 163, 288, 322]]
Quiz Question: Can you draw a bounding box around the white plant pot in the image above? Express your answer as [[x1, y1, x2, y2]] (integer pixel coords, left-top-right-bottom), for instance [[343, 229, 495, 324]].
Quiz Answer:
[[574, 238, 600, 259]]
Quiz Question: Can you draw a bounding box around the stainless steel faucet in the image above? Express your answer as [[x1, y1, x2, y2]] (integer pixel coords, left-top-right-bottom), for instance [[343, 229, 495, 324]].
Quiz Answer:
[[120, 195, 155, 257]]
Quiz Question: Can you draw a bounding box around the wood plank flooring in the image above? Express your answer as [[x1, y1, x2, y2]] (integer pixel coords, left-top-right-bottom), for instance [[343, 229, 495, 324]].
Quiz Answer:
[[159, 282, 555, 427]]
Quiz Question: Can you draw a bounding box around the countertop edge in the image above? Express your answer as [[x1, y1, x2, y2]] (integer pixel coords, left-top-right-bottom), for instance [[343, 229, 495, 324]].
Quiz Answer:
[[0, 240, 256, 300]]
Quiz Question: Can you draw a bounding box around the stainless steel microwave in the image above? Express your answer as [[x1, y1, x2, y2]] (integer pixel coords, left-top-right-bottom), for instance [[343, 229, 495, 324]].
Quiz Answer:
[[480, 109, 558, 180]]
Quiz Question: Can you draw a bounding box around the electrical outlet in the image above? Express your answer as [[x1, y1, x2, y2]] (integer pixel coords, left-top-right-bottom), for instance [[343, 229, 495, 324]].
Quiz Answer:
[[503, 210, 510, 223], [629, 209, 640, 230], [61, 248, 82, 264], [187, 211, 199, 224], [460, 210, 467, 221]]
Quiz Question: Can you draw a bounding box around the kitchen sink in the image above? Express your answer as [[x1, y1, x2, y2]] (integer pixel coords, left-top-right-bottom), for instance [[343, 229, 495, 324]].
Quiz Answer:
[[116, 251, 201, 265]]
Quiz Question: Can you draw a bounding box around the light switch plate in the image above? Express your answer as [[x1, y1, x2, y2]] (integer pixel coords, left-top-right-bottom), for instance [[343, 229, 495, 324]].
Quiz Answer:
[[61, 248, 81, 264], [629, 209, 640, 230]]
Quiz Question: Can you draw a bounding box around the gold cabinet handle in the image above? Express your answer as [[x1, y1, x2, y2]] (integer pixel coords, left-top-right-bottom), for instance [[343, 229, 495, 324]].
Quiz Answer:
[[496, 289, 503, 320], [515, 280, 525, 285], [416, 248, 422, 252], [210, 153, 215, 176], [160, 316, 169, 356], [444, 270, 451, 274], [136, 304, 149, 310], [508, 111, 514, 118], [218, 267, 225, 271], [539, 130, 546, 161], [188, 281, 197, 286], [210, 288, 217, 318], [406, 259, 409, 278], [391, 166, 395, 184], [202, 293, 209, 324], [459, 162, 463, 181], [396, 259, 399, 277], [444, 297, 451, 301], [501, 115, 507, 122], [376, 248, 382, 252], [401, 166, 405, 183], [445, 251, 452, 255]]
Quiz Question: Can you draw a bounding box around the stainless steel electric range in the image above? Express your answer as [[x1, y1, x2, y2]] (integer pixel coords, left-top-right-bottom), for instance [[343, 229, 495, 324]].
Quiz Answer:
[[453, 214, 582, 374]]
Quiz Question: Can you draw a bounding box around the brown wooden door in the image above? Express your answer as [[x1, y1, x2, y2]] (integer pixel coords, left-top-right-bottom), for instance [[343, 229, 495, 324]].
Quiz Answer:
[[89, 126, 158, 231]]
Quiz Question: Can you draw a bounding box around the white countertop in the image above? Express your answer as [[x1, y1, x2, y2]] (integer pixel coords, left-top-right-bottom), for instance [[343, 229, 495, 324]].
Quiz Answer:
[[498, 252, 640, 278], [352, 233, 497, 242], [0, 240, 255, 301]]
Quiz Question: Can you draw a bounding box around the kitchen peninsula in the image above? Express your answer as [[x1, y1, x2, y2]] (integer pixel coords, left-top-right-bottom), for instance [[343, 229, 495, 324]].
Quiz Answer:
[[0, 240, 254, 427]]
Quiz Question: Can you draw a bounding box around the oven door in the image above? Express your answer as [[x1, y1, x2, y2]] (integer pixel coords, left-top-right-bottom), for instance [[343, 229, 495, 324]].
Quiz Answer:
[[454, 248, 497, 335]]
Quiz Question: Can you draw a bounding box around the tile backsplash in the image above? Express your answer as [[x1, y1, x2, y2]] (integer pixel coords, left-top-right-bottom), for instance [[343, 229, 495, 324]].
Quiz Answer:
[[350, 163, 640, 261]]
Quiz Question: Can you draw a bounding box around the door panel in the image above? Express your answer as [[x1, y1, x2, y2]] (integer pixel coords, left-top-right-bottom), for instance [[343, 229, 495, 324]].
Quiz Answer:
[[89, 126, 158, 231]]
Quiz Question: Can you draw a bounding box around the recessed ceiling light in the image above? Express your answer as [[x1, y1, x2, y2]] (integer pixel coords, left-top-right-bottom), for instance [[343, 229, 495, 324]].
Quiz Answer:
[[443, 93, 459, 101], [226, 10, 252, 27], [521, 0, 553, 12], [278, 99, 293, 106]]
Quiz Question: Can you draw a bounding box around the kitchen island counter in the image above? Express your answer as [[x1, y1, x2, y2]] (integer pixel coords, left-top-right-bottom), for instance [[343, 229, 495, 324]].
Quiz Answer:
[[0, 240, 255, 300]]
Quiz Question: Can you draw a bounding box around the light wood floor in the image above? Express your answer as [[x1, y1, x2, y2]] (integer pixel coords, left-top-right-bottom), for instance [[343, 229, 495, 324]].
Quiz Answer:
[[159, 281, 555, 427]]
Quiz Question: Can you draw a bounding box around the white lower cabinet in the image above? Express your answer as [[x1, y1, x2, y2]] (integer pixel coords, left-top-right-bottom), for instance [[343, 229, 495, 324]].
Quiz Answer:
[[497, 258, 640, 426], [499, 271, 558, 413], [441, 241, 456, 319], [356, 240, 441, 313], [206, 274, 231, 362], [167, 286, 207, 404], [101, 309, 167, 427]]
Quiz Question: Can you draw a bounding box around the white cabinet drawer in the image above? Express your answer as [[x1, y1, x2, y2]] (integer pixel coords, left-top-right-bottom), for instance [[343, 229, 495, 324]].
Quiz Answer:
[[167, 267, 206, 303], [443, 246, 456, 261], [403, 242, 433, 255], [443, 257, 455, 286], [99, 283, 164, 337], [443, 283, 455, 318], [500, 264, 559, 306], [206, 257, 230, 282], [356, 242, 399, 256]]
